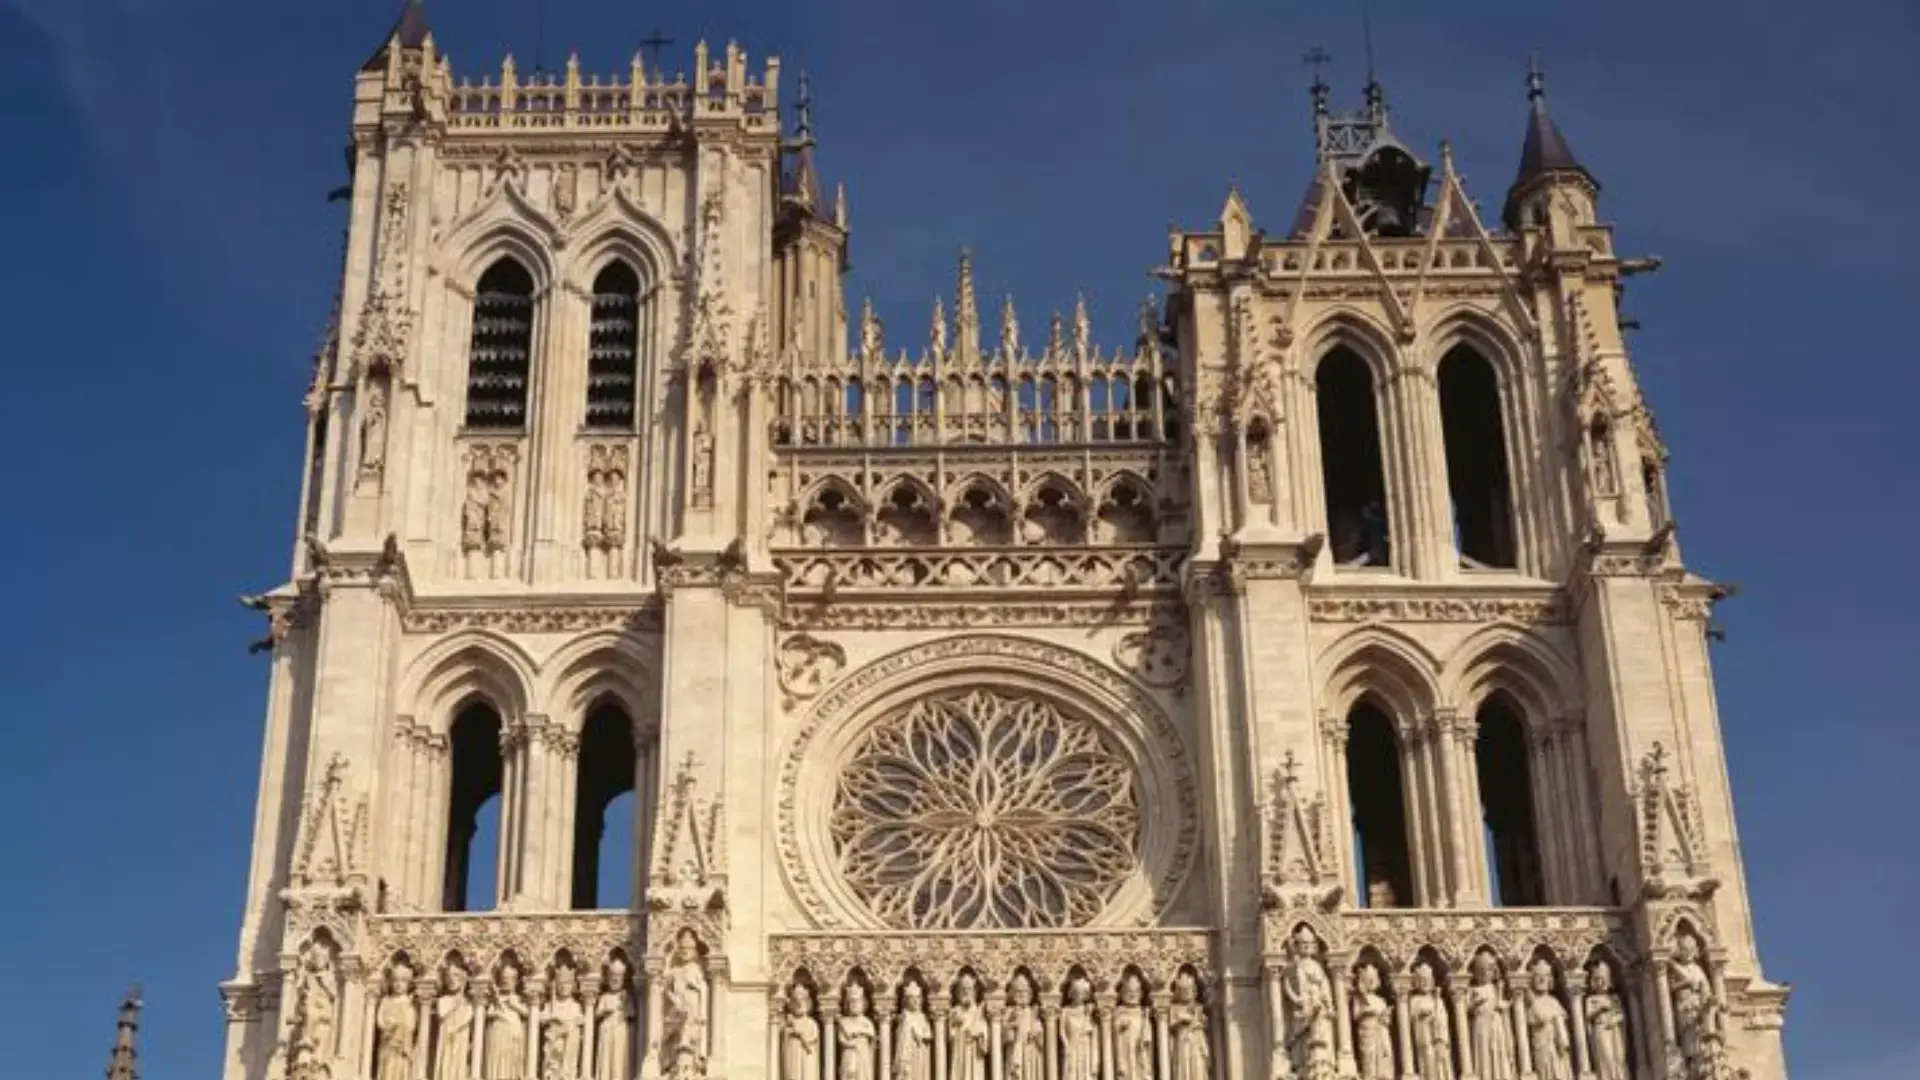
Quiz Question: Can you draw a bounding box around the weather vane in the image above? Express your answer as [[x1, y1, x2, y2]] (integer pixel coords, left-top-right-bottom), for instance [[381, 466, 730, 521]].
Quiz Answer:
[[640, 27, 674, 72]]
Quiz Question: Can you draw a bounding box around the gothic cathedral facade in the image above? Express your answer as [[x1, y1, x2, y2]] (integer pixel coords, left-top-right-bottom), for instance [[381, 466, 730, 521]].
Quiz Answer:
[[221, 10, 1792, 1080]]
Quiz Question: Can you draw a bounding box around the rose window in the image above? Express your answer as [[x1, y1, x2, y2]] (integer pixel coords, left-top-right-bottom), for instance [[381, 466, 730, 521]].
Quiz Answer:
[[828, 689, 1142, 930]]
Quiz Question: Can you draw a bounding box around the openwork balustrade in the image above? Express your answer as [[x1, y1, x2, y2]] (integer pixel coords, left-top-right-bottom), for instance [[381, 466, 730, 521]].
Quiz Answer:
[[774, 547, 1188, 593], [768, 930, 1216, 1080]]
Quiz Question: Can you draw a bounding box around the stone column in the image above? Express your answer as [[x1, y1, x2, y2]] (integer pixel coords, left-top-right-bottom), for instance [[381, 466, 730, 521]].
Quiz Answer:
[[1451, 717, 1488, 905], [1567, 984, 1591, 1080], [1413, 718, 1452, 906], [1264, 967, 1288, 1080], [877, 1000, 896, 1080], [768, 994, 785, 1080], [1507, 977, 1531, 1079], [821, 1000, 841, 1080], [708, 958, 730, 1080], [932, 995, 950, 1080], [413, 978, 437, 1080], [1151, 1004, 1169, 1080], [525, 981, 546, 1080], [1392, 976, 1415, 1080], [640, 956, 665, 1079], [1556, 717, 1603, 903], [1042, 997, 1060, 1080], [986, 996, 1004, 1080], [1449, 989, 1473, 1080], [1332, 966, 1356, 1078], [1398, 727, 1432, 908], [470, 982, 491, 1080], [1096, 994, 1116, 1080]]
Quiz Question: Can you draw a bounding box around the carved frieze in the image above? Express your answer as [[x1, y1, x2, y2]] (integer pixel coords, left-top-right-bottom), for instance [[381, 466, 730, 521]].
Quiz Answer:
[[779, 599, 1178, 631], [1307, 594, 1571, 625], [766, 929, 1215, 993], [399, 603, 662, 635], [774, 547, 1186, 594]]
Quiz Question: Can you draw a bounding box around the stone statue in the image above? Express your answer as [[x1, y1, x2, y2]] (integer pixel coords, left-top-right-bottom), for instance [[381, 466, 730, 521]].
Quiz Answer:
[[1111, 972, 1151, 1080], [434, 962, 476, 1080], [894, 983, 933, 1080], [593, 957, 634, 1080], [1406, 962, 1453, 1080], [359, 377, 390, 476], [1524, 961, 1573, 1080], [947, 973, 989, 1080], [1669, 934, 1722, 1076], [1583, 964, 1630, 1080], [461, 473, 488, 554], [782, 984, 822, 1080], [542, 963, 586, 1080], [1280, 927, 1337, 1080], [1058, 977, 1098, 1080], [485, 960, 529, 1080], [1351, 966, 1395, 1080], [661, 930, 710, 1076], [1466, 954, 1518, 1080], [691, 424, 715, 502], [838, 984, 879, 1080], [483, 471, 511, 554], [1247, 438, 1274, 503], [373, 960, 419, 1080], [1002, 974, 1045, 1080], [1167, 971, 1211, 1080], [292, 940, 338, 1077]]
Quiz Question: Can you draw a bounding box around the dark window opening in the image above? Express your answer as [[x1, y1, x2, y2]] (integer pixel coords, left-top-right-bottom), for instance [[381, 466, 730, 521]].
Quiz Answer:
[[1348, 702, 1413, 908], [571, 701, 637, 910], [1476, 697, 1546, 907], [1316, 349, 1391, 566], [586, 262, 641, 430], [444, 703, 504, 911], [466, 259, 536, 429], [1438, 347, 1516, 569]]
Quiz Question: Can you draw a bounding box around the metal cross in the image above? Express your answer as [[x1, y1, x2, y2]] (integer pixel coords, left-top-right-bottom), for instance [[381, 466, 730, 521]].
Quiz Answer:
[[1302, 46, 1333, 83], [639, 27, 674, 71]]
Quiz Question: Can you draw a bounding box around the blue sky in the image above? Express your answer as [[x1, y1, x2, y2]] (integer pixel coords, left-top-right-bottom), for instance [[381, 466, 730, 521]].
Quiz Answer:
[[0, 0, 1914, 1076]]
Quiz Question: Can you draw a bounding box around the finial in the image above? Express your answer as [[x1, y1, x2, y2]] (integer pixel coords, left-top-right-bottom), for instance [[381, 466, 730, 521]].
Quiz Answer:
[[1440, 138, 1455, 176], [834, 182, 848, 229], [1072, 293, 1091, 360], [1000, 295, 1021, 359], [107, 986, 142, 1080], [794, 71, 815, 140], [1302, 46, 1332, 116], [1047, 310, 1065, 359], [1526, 52, 1547, 110], [859, 298, 882, 360], [955, 249, 980, 357], [930, 296, 949, 358]]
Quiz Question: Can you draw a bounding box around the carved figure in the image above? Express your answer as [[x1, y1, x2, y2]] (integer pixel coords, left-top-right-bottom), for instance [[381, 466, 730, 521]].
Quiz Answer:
[[1168, 971, 1211, 1080], [1669, 934, 1722, 1076], [593, 957, 634, 1080], [1059, 977, 1098, 1080], [359, 376, 390, 477], [838, 984, 879, 1080], [1110, 973, 1152, 1080], [947, 974, 989, 1080], [434, 962, 476, 1080], [1584, 965, 1630, 1080], [292, 939, 339, 1076], [782, 984, 822, 1080], [1406, 963, 1453, 1080], [661, 931, 710, 1075], [485, 960, 529, 1080], [691, 423, 715, 505], [373, 960, 419, 1080], [1280, 927, 1337, 1080], [483, 471, 511, 555], [461, 473, 488, 553], [1247, 436, 1274, 503], [894, 983, 933, 1080], [1524, 961, 1573, 1080], [1002, 974, 1044, 1080], [1466, 954, 1518, 1080], [1352, 966, 1395, 1080], [543, 963, 586, 1080]]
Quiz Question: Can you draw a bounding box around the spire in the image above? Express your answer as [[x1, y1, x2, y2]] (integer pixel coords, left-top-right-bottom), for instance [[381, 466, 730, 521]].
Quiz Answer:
[[954, 250, 979, 362], [999, 295, 1021, 360], [106, 987, 141, 1080], [930, 296, 949, 359], [1504, 54, 1596, 227], [362, 0, 431, 72], [782, 72, 825, 213]]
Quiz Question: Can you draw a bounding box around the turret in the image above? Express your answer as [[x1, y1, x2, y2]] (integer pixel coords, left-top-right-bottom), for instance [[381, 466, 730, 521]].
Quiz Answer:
[[773, 72, 849, 371], [1501, 56, 1599, 237]]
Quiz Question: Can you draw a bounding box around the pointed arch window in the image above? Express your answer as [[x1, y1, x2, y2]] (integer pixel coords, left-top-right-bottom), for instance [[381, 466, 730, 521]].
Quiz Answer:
[[571, 699, 638, 909], [1475, 696, 1546, 906], [1316, 348, 1392, 567], [1438, 346, 1517, 569], [1347, 701, 1413, 908], [444, 702, 505, 911], [465, 258, 536, 429], [586, 261, 642, 430]]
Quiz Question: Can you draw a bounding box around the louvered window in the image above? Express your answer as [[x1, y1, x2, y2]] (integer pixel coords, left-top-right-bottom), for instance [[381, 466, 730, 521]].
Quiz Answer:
[[464, 259, 536, 429], [586, 262, 640, 429]]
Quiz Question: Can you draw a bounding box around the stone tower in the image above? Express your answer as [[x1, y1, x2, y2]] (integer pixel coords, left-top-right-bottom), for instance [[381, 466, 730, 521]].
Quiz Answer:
[[220, 9, 1790, 1080]]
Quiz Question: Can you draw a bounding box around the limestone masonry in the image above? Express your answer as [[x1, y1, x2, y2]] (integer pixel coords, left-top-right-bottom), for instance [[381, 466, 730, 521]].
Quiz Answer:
[[219, 6, 1792, 1080]]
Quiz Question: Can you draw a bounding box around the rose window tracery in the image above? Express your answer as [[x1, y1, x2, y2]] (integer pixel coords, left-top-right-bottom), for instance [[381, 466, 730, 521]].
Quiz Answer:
[[828, 689, 1141, 929]]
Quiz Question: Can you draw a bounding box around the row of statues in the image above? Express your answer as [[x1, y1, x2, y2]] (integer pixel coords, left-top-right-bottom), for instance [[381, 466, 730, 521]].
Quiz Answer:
[[1275, 926, 1725, 1080], [780, 969, 1210, 1080], [369, 955, 636, 1080]]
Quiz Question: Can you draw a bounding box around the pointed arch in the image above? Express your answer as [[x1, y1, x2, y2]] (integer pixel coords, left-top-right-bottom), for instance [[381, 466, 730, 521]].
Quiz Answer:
[[946, 472, 1015, 545], [464, 256, 538, 429], [565, 189, 681, 286], [1299, 307, 1398, 384], [1439, 625, 1579, 725], [1311, 342, 1393, 568], [1437, 342, 1517, 569], [1319, 627, 1442, 723], [441, 181, 563, 289], [538, 631, 658, 732], [400, 632, 538, 732]]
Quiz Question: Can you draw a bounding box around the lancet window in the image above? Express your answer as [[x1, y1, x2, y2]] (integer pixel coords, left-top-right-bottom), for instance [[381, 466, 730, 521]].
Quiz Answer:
[[585, 261, 642, 430], [570, 700, 637, 910], [1475, 696, 1547, 907], [1316, 347, 1392, 567], [1346, 702, 1414, 909], [1437, 346, 1517, 569], [443, 702, 505, 911], [464, 258, 537, 429]]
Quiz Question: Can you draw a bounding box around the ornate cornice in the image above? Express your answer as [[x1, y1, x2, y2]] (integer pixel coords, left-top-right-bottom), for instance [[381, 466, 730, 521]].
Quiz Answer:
[[1307, 590, 1570, 625], [779, 598, 1179, 632]]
